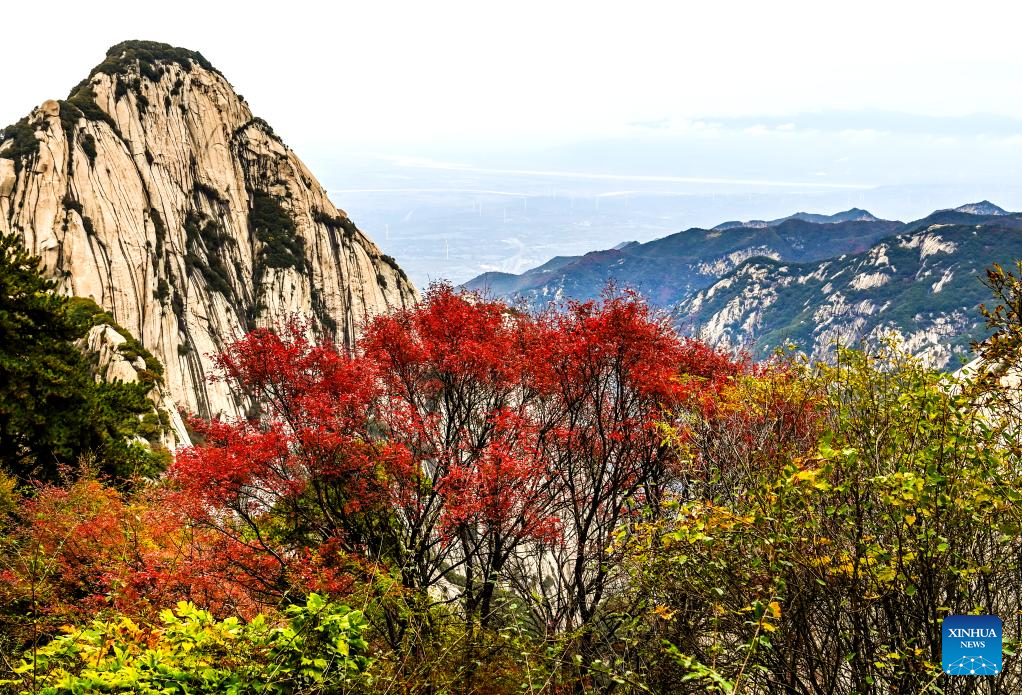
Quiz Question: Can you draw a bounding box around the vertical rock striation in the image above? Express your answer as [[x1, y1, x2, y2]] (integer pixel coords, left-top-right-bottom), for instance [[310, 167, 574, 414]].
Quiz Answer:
[[0, 41, 418, 418]]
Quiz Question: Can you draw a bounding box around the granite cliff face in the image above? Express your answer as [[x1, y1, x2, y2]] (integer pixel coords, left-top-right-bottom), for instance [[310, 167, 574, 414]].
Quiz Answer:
[[0, 41, 418, 419]]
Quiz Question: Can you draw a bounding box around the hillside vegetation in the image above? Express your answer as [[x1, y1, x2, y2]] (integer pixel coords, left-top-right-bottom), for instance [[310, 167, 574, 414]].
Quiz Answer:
[[2, 243, 1022, 693]]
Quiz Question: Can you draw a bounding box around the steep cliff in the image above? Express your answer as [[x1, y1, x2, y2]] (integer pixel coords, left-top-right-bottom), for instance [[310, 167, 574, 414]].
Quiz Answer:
[[0, 41, 418, 418]]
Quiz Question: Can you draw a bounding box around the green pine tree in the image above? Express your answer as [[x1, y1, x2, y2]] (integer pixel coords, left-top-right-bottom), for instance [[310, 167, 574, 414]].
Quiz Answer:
[[0, 232, 166, 482]]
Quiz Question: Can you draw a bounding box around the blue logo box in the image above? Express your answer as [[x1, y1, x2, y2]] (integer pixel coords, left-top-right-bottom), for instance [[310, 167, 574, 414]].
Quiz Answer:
[[942, 615, 1002, 675]]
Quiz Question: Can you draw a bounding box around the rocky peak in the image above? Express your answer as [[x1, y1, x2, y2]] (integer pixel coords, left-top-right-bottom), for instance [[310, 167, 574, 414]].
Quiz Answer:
[[0, 41, 419, 420], [713, 208, 882, 230], [953, 200, 1009, 216]]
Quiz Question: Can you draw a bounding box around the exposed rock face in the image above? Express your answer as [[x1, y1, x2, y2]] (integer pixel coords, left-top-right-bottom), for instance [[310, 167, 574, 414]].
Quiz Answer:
[[0, 42, 418, 418], [82, 323, 190, 448], [676, 224, 1022, 369]]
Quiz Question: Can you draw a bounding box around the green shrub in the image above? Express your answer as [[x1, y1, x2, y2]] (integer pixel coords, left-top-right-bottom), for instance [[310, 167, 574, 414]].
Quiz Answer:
[[313, 208, 358, 239], [232, 117, 279, 142], [183, 211, 236, 298], [66, 296, 165, 383], [60, 195, 83, 216], [79, 133, 96, 166], [5, 594, 371, 694], [312, 208, 345, 227], [379, 254, 409, 282], [310, 287, 338, 335], [0, 116, 43, 175], [57, 100, 82, 147], [138, 411, 163, 442], [622, 344, 1022, 693], [114, 77, 131, 100], [194, 180, 228, 205], [250, 190, 306, 279], [64, 83, 119, 135], [150, 208, 167, 257], [171, 289, 185, 320], [89, 40, 220, 83]]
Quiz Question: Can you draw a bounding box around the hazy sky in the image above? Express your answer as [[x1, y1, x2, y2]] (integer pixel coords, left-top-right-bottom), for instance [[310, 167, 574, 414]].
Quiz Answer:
[[3, 0, 1022, 152]]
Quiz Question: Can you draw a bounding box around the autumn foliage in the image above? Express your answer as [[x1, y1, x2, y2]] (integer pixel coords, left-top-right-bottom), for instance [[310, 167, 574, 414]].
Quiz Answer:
[[170, 286, 750, 631], [8, 279, 1022, 693]]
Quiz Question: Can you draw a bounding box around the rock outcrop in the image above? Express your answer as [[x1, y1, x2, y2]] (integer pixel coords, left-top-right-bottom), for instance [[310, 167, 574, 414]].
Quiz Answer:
[[81, 322, 190, 448], [0, 41, 418, 419], [676, 223, 1022, 368]]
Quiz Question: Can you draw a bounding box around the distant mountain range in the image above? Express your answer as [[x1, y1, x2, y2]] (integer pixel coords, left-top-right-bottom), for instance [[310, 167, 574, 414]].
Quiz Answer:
[[711, 207, 881, 231], [463, 202, 1022, 368]]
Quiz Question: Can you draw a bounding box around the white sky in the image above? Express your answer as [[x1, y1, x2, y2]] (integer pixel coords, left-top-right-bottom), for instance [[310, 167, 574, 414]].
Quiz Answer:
[[2, 0, 1022, 150]]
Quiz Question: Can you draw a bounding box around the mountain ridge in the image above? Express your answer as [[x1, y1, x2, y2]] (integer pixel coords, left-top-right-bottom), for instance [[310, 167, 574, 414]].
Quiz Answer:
[[677, 221, 1022, 367], [712, 207, 884, 231], [464, 202, 1019, 367], [464, 215, 905, 306]]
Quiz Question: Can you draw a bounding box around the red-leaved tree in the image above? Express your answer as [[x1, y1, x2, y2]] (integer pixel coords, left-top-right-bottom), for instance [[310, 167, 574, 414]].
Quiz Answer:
[[358, 287, 561, 626], [507, 296, 743, 636], [171, 284, 751, 641]]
